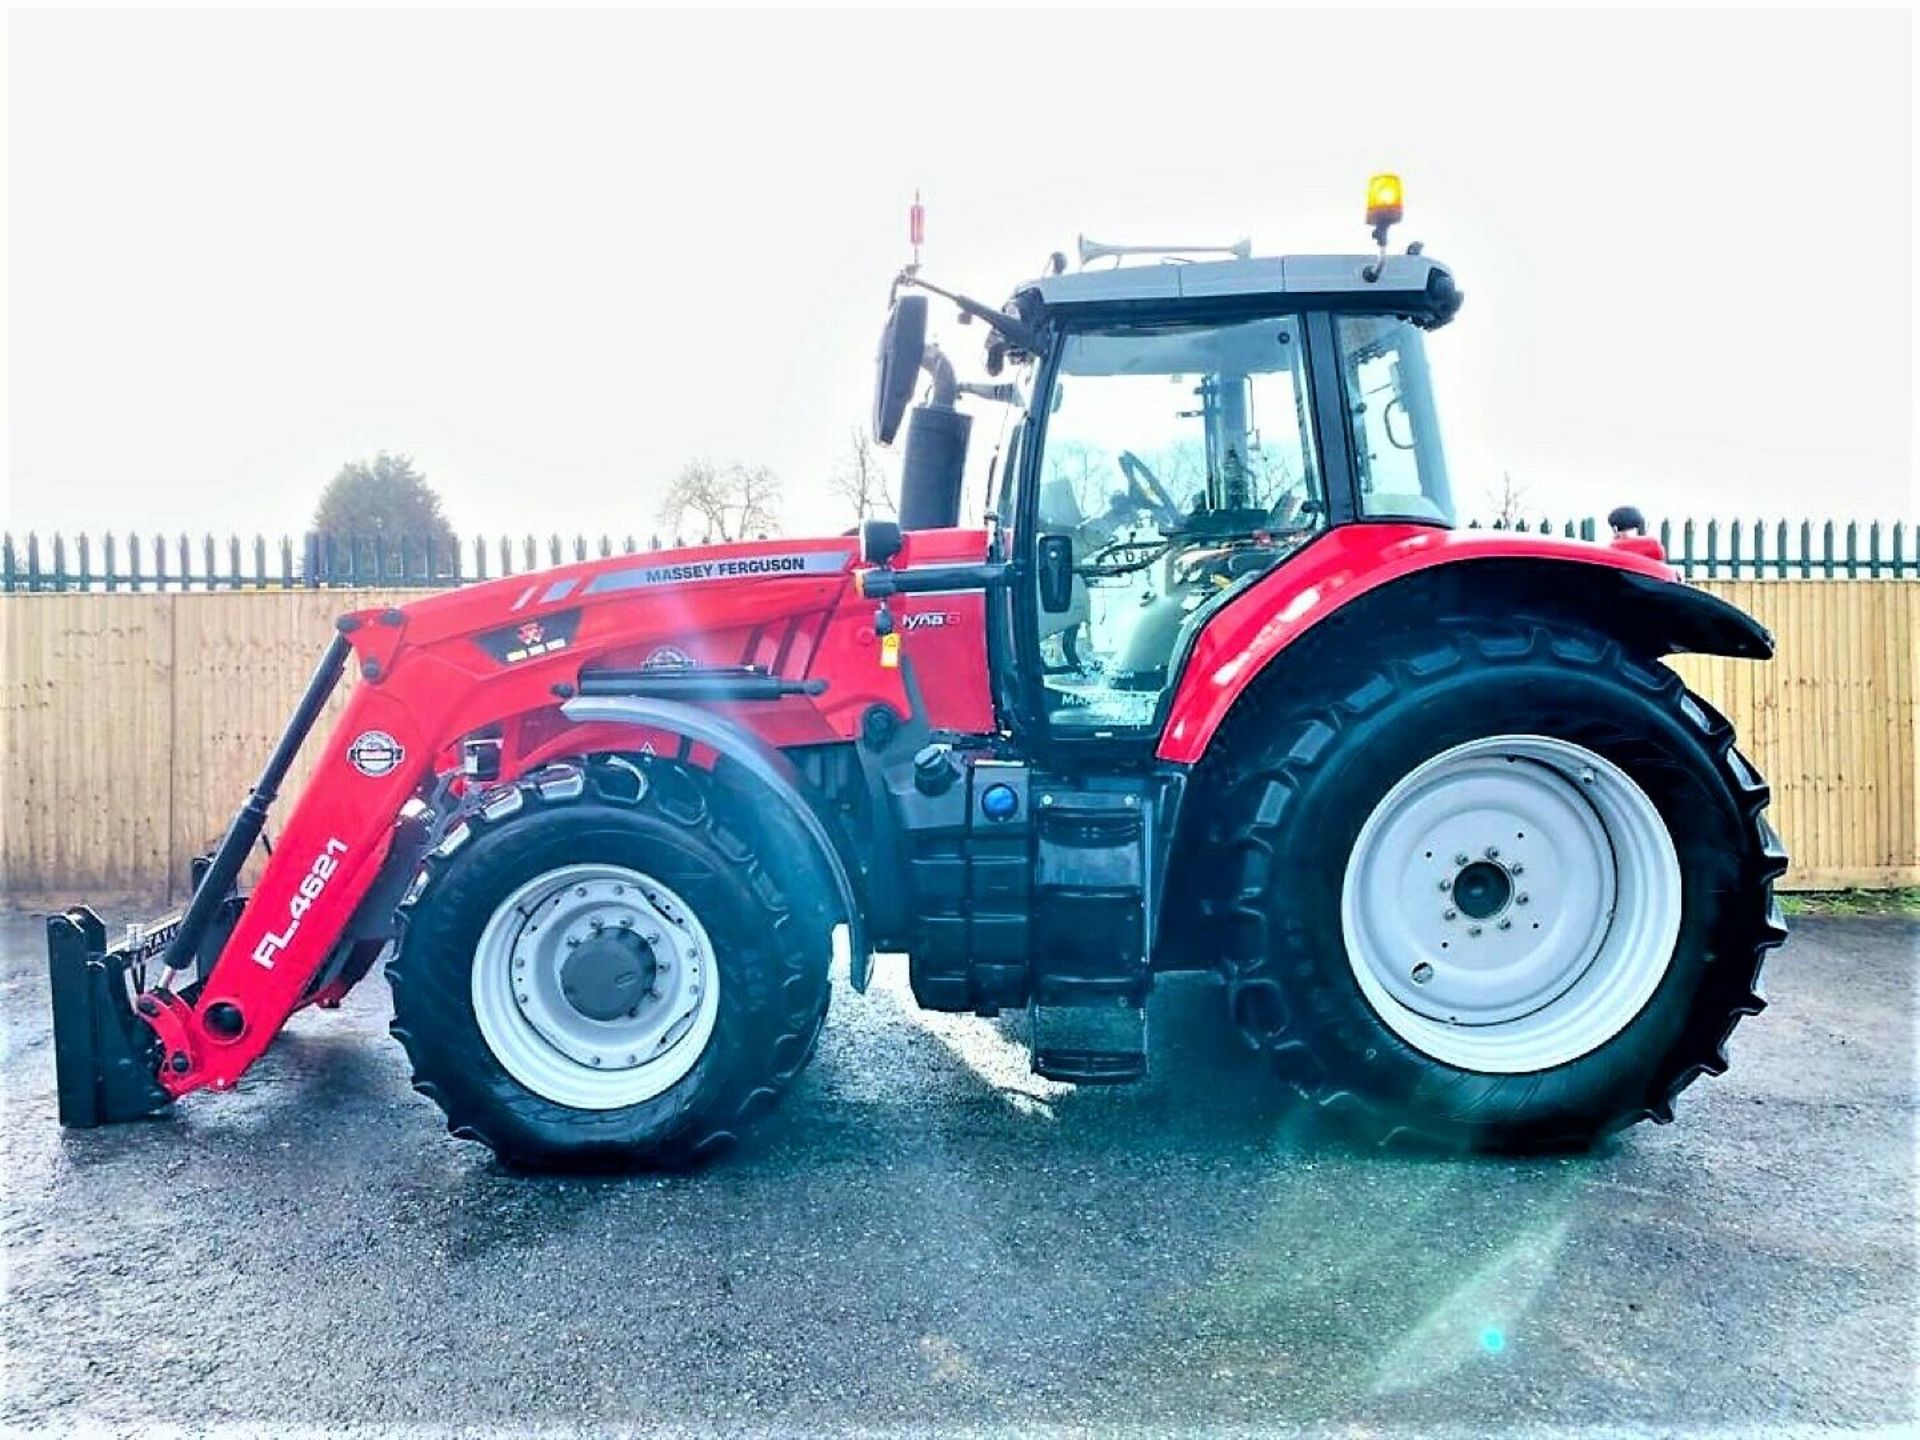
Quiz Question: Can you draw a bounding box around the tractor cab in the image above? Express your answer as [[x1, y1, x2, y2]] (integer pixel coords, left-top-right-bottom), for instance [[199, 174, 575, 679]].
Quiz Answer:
[[870, 184, 1463, 742]]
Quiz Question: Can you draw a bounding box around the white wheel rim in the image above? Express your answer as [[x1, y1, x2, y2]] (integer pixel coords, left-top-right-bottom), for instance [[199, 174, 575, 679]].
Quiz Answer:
[[471, 863, 720, 1109], [1339, 735, 1681, 1074]]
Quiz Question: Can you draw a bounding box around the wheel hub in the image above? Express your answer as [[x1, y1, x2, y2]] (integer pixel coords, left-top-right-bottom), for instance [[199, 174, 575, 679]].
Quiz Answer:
[[1451, 859, 1513, 920], [559, 929, 657, 1022]]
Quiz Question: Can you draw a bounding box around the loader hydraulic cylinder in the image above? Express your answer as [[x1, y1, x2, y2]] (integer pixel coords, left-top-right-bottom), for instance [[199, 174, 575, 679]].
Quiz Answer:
[[155, 632, 352, 978]]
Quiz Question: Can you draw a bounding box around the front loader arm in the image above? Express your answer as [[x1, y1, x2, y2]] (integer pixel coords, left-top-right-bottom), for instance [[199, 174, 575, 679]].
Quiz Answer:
[[46, 625, 441, 1121], [151, 658, 442, 1096], [49, 539, 873, 1124]]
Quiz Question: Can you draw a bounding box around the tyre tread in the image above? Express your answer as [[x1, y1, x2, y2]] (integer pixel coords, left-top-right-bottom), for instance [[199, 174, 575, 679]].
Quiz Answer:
[[386, 756, 830, 1169], [1209, 612, 1787, 1148]]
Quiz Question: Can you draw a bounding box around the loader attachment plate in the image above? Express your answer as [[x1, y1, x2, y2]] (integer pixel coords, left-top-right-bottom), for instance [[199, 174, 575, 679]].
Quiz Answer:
[[47, 907, 172, 1127], [46, 892, 244, 1128]]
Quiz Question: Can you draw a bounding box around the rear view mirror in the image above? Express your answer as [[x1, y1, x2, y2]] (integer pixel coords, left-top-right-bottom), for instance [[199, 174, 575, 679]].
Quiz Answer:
[[872, 294, 929, 446], [1038, 534, 1075, 613]]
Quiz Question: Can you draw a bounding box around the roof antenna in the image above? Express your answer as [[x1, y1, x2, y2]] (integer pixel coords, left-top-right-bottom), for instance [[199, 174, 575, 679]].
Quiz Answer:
[[908, 191, 924, 276]]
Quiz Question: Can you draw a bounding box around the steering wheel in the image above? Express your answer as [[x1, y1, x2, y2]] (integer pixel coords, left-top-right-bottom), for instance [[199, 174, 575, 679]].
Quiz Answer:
[[1081, 534, 1172, 578], [1118, 451, 1186, 531]]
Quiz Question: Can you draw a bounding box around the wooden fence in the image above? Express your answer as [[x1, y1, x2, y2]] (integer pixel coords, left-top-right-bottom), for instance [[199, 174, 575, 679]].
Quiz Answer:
[[2, 581, 1914, 904]]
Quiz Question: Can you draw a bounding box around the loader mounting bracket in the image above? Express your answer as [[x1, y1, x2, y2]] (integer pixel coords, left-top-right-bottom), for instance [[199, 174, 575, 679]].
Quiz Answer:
[[47, 883, 249, 1127], [47, 907, 171, 1128]]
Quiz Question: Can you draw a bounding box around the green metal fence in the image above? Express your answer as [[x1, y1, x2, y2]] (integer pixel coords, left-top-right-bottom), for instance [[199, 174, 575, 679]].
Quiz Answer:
[[1467, 516, 1915, 580], [1, 518, 1913, 592], [0, 531, 677, 592]]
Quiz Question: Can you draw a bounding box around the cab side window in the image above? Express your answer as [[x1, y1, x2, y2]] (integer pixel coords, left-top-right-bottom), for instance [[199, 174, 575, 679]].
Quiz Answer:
[[1337, 315, 1454, 523]]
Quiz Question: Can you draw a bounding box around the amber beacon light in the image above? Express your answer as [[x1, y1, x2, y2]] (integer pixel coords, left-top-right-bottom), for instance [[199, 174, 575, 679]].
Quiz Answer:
[[1367, 173, 1404, 227]]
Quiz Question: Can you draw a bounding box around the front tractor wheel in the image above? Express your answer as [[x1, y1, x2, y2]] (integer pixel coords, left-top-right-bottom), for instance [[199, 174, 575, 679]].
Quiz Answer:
[[1215, 618, 1788, 1150], [388, 758, 831, 1169]]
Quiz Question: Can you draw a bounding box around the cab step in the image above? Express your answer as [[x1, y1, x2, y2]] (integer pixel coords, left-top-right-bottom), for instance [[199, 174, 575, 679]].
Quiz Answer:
[[1029, 1001, 1146, 1085]]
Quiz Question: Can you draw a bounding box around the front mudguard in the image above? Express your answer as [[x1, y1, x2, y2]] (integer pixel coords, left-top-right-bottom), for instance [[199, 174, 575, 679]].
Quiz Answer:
[[559, 695, 872, 988]]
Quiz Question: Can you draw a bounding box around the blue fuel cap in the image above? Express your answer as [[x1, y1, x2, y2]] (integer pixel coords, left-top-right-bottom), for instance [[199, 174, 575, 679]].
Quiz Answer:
[[980, 783, 1019, 822]]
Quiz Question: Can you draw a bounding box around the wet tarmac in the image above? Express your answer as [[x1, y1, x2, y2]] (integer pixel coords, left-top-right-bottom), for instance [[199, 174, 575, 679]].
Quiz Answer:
[[1, 910, 1913, 1434]]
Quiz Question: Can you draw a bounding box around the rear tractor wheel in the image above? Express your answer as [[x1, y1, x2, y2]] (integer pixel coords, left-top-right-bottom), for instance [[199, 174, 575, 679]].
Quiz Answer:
[[388, 757, 832, 1168], [1214, 616, 1788, 1149]]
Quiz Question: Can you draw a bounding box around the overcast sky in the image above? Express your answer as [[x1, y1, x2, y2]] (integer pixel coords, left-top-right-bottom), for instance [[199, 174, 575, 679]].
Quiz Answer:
[[6, 7, 1913, 546]]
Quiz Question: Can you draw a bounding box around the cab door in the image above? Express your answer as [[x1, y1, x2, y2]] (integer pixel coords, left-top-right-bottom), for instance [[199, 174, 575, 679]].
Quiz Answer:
[[1007, 310, 1337, 751]]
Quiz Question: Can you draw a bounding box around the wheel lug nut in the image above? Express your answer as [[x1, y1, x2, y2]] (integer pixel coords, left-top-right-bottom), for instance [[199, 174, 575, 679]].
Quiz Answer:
[[1438, 879, 1452, 892], [1468, 925, 1483, 937], [1485, 845, 1500, 859], [1443, 908, 1457, 921], [1517, 894, 1530, 906], [1411, 962, 1434, 985], [1498, 918, 1513, 930], [1455, 853, 1470, 866], [1511, 863, 1525, 876]]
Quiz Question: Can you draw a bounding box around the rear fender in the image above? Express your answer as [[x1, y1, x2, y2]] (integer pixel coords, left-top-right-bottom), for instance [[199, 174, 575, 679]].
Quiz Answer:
[[1158, 526, 1772, 766], [560, 695, 872, 987]]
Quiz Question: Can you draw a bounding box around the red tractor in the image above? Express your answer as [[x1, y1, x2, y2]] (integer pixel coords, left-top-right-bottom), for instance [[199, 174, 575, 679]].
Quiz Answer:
[[49, 182, 1787, 1167]]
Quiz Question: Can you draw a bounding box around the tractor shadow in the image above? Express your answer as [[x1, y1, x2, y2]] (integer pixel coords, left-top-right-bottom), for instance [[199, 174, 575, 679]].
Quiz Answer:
[[797, 966, 1557, 1168]]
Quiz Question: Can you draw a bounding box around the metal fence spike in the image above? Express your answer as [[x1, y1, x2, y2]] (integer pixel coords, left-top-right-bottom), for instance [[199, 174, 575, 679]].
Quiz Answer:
[[1, 521, 1911, 592]]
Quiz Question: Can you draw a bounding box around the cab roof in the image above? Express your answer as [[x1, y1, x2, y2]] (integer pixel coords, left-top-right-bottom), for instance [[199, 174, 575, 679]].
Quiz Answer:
[[1020, 251, 1461, 327]]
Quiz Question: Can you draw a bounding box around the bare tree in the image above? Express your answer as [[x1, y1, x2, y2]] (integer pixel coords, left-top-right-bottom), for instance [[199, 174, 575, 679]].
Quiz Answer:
[[1485, 470, 1529, 528], [657, 461, 784, 542], [828, 428, 894, 524]]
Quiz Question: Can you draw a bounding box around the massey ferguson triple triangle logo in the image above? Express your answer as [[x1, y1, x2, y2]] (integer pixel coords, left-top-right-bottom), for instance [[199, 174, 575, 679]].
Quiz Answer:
[[475, 608, 582, 666]]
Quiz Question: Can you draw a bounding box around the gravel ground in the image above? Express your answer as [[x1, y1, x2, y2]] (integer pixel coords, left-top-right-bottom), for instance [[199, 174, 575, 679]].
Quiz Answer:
[[0, 910, 1912, 1436]]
